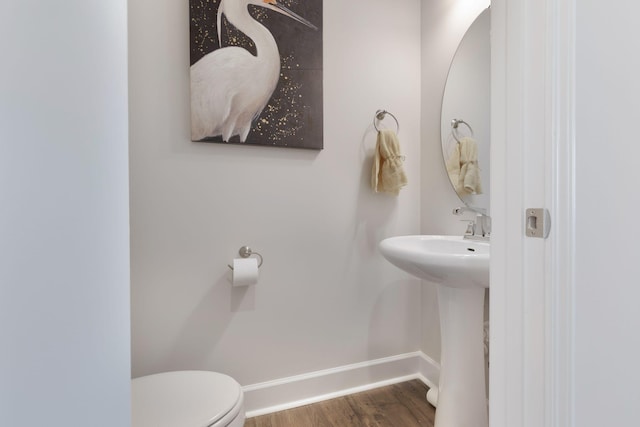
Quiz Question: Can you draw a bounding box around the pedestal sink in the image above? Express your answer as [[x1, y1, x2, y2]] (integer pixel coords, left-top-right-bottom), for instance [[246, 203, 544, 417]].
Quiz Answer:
[[379, 235, 489, 427]]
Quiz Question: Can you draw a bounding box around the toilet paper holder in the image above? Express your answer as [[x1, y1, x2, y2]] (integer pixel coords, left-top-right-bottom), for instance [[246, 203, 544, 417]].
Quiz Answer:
[[227, 246, 264, 270]]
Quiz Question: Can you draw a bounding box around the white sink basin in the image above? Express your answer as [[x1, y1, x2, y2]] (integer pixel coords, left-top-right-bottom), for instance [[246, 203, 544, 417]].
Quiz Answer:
[[379, 235, 490, 427], [378, 235, 489, 288]]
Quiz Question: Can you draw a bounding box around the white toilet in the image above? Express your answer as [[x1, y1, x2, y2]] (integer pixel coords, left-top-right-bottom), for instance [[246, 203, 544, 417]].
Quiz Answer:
[[132, 371, 245, 427]]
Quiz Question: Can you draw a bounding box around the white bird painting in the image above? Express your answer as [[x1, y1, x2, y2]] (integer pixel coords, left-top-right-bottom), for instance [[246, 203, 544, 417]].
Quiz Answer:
[[190, 0, 319, 145]]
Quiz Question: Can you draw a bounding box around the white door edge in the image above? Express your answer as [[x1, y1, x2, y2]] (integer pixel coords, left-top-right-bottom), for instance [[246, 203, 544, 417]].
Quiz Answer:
[[490, 1, 576, 426]]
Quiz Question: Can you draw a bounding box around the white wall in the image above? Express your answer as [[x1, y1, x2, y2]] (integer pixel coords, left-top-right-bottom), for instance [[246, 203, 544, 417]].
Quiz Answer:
[[129, 0, 423, 385], [575, 1, 640, 424], [0, 1, 131, 426], [420, 0, 490, 361]]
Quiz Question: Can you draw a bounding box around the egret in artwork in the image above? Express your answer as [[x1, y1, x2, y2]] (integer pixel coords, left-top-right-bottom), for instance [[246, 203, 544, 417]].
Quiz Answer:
[[190, 0, 317, 142]]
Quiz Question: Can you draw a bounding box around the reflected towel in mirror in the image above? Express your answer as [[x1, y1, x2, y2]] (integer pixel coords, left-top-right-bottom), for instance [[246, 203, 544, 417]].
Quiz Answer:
[[371, 130, 408, 195], [446, 136, 483, 195]]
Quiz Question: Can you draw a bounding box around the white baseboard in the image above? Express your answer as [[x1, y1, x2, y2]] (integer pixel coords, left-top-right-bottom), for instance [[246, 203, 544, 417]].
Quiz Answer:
[[242, 351, 440, 418]]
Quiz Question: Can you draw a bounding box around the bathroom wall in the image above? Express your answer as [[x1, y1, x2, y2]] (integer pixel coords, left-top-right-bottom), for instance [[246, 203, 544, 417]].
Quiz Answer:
[[574, 1, 640, 424], [419, 0, 490, 360], [0, 1, 130, 426], [129, 0, 424, 385]]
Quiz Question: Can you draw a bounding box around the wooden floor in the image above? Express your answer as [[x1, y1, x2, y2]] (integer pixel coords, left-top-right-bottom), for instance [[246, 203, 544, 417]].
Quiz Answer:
[[245, 380, 435, 427]]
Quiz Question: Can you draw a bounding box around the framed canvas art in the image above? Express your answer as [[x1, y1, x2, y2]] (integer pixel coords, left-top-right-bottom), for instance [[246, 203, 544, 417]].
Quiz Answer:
[[190, 0, 323, 149]]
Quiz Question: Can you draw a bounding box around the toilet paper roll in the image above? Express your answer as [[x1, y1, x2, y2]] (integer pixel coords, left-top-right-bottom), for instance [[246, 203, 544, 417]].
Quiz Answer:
[[231, 258, 259, 287]]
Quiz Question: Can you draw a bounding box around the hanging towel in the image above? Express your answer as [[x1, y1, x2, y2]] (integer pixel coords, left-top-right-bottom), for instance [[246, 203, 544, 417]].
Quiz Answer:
[[371, 129, 408, 195], [446, 142, 463, 193], [446, 136, 483, 195]]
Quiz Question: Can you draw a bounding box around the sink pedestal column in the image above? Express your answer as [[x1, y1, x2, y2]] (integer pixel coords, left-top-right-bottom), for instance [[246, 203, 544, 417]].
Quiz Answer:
[[435, 286, 488, 427]]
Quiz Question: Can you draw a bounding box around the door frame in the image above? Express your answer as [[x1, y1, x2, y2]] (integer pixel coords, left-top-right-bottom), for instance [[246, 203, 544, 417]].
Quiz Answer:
[[490, 1, 576, 426]]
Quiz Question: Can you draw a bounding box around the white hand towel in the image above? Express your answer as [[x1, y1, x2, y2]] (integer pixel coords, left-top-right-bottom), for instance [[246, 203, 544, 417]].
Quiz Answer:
[[446, 142, 463, 194], [371, 130, 408, 195], [446, 136, 483, 195]]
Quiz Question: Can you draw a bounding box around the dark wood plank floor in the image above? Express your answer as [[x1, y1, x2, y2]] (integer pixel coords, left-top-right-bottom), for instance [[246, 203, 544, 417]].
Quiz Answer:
[[245, 380, 435, 427]]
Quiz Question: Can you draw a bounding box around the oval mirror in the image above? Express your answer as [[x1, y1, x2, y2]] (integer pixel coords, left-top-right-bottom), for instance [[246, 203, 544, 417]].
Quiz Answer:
[[440, 8, 490, 213]]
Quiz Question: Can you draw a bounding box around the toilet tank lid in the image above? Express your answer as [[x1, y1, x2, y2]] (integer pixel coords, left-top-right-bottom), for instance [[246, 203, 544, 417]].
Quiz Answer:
[[132, 371, 242, 427]]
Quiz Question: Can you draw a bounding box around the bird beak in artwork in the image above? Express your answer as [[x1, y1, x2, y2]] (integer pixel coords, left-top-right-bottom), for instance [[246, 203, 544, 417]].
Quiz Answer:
[[264, 0, 318, 31]]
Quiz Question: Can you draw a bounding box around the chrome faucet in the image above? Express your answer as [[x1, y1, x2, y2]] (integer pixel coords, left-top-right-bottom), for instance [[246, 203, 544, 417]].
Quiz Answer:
[[453, 206, 491, 240]]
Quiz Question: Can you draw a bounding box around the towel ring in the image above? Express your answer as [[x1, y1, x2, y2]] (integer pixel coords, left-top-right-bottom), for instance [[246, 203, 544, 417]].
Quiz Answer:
[[451, 118, 474, 143], [373, 110, 400, 133]]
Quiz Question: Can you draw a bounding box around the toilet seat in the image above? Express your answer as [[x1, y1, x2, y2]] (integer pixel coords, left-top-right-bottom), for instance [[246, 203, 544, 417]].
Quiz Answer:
[[132, 371, 245, 427]]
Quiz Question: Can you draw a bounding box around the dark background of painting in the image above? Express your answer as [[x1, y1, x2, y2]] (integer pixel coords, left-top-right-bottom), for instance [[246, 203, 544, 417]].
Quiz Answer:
[[189, 0, 323, 149]]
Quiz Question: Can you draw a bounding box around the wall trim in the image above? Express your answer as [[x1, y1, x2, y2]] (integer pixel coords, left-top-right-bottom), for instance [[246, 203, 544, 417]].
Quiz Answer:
[[546, 0, 576, 426], [243, 351, 440, 418]]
